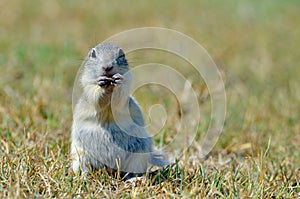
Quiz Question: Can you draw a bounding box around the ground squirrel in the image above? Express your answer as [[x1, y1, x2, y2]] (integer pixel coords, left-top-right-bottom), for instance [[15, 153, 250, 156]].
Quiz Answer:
[[71, 43, 168, 176]]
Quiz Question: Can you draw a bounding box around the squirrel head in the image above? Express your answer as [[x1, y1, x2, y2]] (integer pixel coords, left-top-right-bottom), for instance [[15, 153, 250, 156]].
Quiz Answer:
[[81, 43, 129, 85]]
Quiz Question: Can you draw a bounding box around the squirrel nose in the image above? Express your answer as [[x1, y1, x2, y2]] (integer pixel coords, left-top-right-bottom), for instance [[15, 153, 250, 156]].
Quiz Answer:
[[104, 65, 113, 72]]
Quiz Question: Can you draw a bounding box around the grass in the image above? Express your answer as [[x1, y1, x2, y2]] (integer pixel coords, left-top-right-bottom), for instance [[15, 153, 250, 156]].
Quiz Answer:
[[0, 0, 299, 198]]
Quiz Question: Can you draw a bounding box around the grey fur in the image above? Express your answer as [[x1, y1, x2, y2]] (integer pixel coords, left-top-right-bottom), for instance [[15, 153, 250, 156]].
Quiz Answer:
[[71, 43, 169, 174]]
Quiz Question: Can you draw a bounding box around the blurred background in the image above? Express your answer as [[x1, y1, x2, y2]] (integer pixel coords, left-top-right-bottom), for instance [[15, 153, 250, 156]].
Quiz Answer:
[[0, 0, 299, 166]]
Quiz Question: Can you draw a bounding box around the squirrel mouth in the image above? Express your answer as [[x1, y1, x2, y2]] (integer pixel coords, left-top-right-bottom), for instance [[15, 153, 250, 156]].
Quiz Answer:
[[102, 72, 115, 78]]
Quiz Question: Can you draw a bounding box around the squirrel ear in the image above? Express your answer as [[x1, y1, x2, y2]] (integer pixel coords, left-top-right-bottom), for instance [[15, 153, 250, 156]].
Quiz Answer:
[[118, 48, 125, 58], [89, 48, 97, 59]]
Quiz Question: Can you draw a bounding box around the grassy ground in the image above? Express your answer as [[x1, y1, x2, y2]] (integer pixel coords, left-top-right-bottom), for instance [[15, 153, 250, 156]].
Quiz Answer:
[[0, 0, 299, 198]]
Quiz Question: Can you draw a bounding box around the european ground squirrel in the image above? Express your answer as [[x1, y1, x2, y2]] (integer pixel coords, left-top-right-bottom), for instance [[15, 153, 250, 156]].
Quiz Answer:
[[71, 43, 168, 176]]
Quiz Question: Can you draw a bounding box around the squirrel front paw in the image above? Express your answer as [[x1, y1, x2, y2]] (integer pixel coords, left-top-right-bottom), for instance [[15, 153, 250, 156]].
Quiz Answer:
[[112, 73, 123, 86], [97, 76, 111, 88]]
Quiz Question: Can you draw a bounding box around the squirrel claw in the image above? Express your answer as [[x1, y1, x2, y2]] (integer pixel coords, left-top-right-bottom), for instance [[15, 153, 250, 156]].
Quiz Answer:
[[98, 81, 108, 88]]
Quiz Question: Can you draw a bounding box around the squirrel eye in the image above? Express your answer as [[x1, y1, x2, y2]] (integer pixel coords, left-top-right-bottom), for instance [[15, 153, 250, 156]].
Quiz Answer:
[[89, 48, 97, 59]]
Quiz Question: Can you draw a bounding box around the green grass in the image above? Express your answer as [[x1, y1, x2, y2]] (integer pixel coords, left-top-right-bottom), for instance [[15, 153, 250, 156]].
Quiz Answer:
[[0, 0, 299, 198]]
